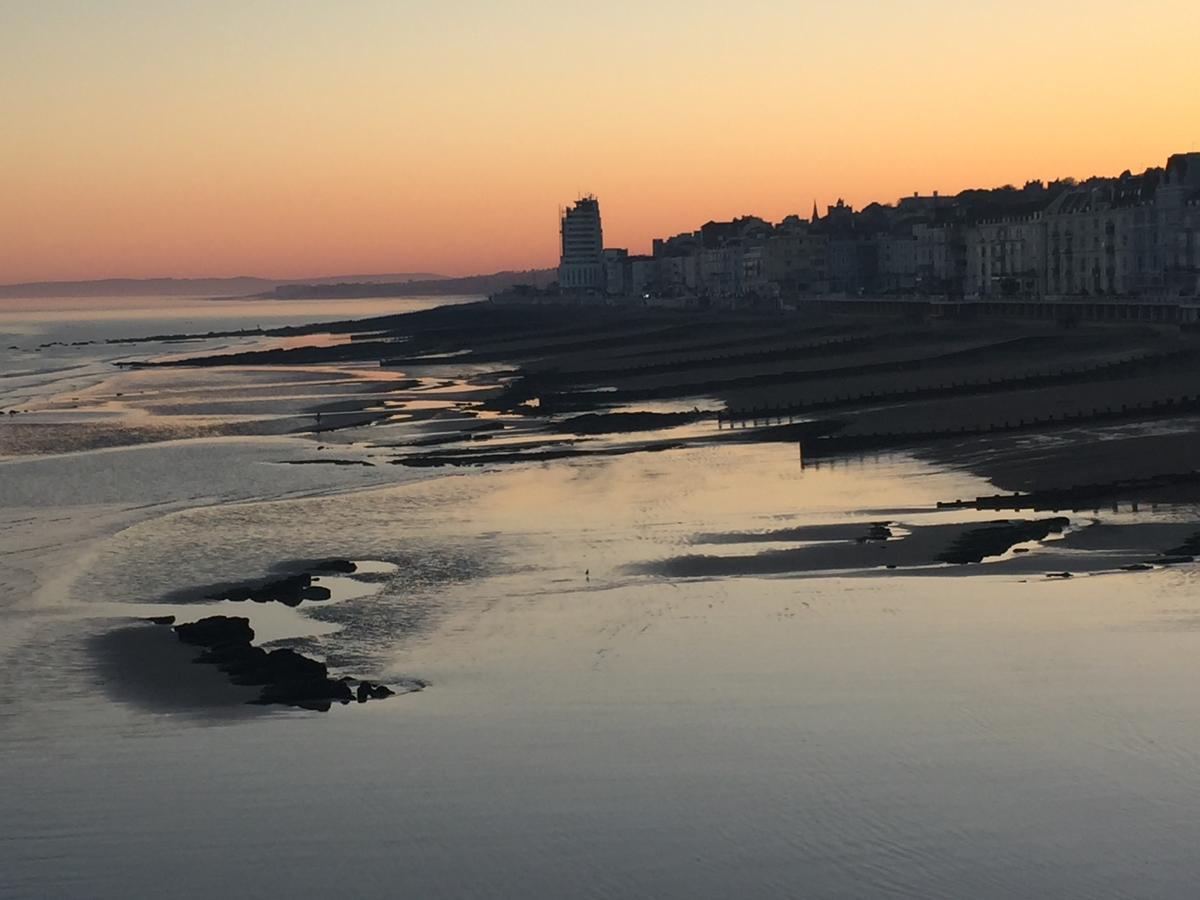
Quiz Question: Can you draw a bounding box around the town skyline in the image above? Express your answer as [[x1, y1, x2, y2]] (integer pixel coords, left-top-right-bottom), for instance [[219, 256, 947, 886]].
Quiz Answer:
[[4, 150, 1196, 289], [4, 0, 1198, 284], [547, 150, 1200, 309]]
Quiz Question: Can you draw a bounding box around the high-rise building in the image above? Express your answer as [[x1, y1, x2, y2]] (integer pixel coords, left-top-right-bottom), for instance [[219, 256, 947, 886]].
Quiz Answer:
[[559, 196, 604, 292]]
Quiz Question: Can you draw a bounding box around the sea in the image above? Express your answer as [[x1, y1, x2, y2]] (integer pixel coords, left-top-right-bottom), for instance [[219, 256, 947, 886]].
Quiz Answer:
[[3, 294, 1200, 899]]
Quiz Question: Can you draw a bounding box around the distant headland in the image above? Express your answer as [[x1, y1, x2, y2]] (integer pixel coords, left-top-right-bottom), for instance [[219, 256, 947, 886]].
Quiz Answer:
[[0, 273, 448, 299]]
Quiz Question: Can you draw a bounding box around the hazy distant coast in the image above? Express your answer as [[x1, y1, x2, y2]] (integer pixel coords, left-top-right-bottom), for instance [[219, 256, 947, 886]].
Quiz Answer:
[[261, 268, 556, 300], [0, 272, 448, 299]]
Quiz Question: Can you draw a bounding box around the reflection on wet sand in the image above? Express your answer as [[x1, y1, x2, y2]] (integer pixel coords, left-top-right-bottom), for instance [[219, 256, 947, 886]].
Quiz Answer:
[[8, 298, 1200, 898], [89, 624, 265, 719]]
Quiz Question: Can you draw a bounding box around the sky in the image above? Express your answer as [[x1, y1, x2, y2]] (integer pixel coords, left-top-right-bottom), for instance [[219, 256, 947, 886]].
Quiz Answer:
[[2, 0, 1198, 283]]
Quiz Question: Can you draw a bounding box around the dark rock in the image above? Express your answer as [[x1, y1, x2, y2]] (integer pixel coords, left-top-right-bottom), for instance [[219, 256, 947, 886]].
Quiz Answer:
[[312, 559, 357, 574], [866, 523, 893, 541], [262, 648, 328, 683], [207, 572, 332, 606], [256, 664, 353, 708], [355, 680, 398, 702], [1046, 571, 1074, 579], [144, 615, 176, 625], [175, 615, 254, 647], [194, 641, 263, 667], [164, 596, 415, 711], [199, 645, 270, 683], [1121, 563, 1154, 572], [260, 573, 313, 605]]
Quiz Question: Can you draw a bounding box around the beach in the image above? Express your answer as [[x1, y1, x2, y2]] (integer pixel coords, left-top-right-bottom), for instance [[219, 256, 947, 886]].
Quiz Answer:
[[4, 295, 1200, 898]]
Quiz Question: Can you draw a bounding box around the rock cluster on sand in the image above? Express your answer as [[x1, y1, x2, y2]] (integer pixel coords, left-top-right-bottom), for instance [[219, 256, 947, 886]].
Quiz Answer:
[[203, 561, 359, 606], [855, 522, 893, 543], [207, 573, 330, 606], [170, 615, 395, 711]]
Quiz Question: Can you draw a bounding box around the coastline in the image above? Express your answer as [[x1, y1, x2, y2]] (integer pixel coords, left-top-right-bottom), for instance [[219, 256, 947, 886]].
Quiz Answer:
[[123, 299, 1200, 496]]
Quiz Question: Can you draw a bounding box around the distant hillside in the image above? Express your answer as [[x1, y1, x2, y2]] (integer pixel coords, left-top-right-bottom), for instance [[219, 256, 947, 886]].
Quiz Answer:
[[266, 269, 557, 300], [0, 273, 447, 299]]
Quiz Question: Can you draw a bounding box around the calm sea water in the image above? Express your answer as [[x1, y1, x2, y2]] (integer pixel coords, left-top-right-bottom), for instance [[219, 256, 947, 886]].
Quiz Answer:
[[0, 294, 474, 410], [3, 295, 1200, 899]]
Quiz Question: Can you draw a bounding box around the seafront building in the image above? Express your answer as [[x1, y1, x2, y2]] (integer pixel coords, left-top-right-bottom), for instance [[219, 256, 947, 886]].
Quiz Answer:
[[552, 153, 1200, 314], [558, 197, 605, 292]]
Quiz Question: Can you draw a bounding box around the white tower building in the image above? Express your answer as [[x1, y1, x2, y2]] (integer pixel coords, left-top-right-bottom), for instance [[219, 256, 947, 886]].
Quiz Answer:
[[559, 196, 605, 292]]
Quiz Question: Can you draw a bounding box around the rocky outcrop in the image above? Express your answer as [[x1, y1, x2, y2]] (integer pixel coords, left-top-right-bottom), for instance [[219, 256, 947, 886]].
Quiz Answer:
[[176, 615, 254, 646], [355, 681, 395, 702], [166, 615, 393, 712], [206, 574, 331, 607], [199, 561, 363, 606]]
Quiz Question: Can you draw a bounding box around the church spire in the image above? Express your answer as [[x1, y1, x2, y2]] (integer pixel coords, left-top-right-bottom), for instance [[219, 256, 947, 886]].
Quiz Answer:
[[811, 200, 819, 224]]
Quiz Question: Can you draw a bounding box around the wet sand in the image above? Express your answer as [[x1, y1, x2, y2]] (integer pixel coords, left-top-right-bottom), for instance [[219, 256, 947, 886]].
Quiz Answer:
[[637, 516, 1200, 579], [9, 440, 1200, 899], [920, 424, 1200, 494], [132, 302, 1199, 498], [8, 296, 1200, 898]]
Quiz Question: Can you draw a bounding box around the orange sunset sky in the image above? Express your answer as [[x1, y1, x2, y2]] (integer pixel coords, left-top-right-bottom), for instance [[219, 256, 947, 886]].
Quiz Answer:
[[2, 0, 1198, 284]]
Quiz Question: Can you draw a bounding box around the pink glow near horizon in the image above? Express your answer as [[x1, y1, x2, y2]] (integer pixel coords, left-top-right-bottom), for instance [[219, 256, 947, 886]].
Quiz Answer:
[[2, 0, 1197, 283]]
